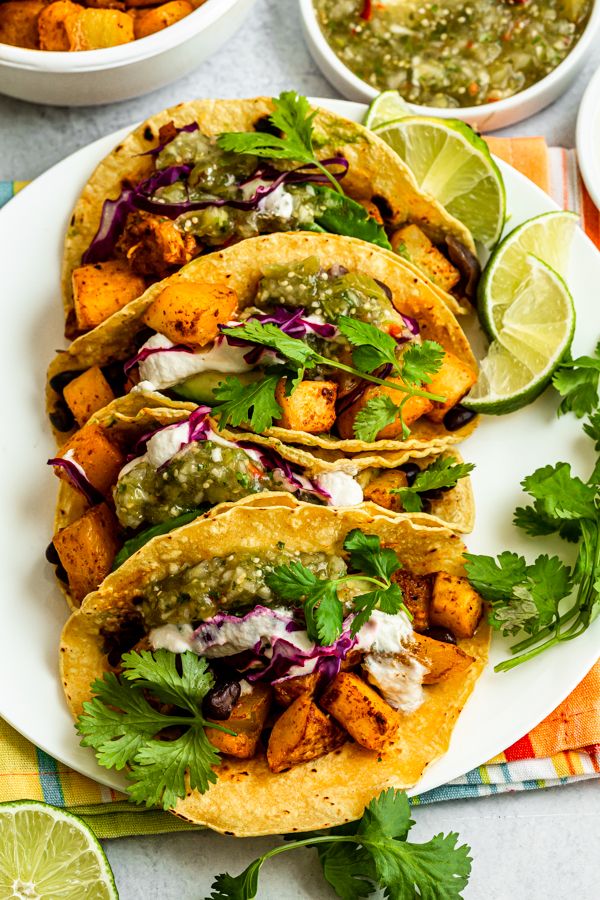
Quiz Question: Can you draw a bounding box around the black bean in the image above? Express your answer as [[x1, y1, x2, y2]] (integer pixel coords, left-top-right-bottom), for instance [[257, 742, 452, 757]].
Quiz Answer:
[[371, 194, 393, 221], [443, 405, 477, 432], [49, 403, 75, 433], [399, 462, 420, 487], [54, 563, 69, 584], [49, 370, 82, 395], [102, 361, 127, 393], [425, 627, 456, 645], [203, 680, 241, 720], [45, 542, 60, 564]]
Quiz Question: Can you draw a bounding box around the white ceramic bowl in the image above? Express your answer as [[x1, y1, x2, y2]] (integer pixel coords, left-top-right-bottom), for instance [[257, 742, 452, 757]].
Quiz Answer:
[[300, 0, 600, 132], [0, 0, 256, 106], [576, 62, 600, 210]]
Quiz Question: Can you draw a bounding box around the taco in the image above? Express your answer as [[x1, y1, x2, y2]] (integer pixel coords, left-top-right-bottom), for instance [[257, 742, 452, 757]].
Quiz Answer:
[[48, 232, 479, 452], [62, 93, 480, 337], [60, 501, 489, 835], [47, 400, 475, 608]]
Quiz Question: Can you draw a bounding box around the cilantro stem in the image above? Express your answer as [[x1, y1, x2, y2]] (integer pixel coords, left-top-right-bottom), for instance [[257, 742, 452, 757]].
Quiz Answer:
[[508, 607, 579, 653], [313, 160, 345, 195], [315, 356, 446, 403]]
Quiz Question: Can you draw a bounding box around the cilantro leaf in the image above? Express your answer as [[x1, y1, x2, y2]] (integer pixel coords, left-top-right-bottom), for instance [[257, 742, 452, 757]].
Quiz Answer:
[[553, 342, 600, 417], [212, 374, 282, 433], [77, 651, 221, 810], [521, 463, 597, 521], [401, 341, 445, 386], [463, 551, 528, 602], [351, 584, 404, 635], [317, 842, 376, 900], [315, 584, 345, 646], [524, 555, 573, 630], [266, 560, 320, 602], [584, 410, 600, 451], [112, 508, 208, 570], [310, 185, 392, 250], [266, 561, 341, 644], [393, 456, 475, 512], [209, 861, 262, 900], [353, 395, 399, 442], [337, 317, 400, 374], [344, 529, 401, 582], [221, 321, 320, 369]]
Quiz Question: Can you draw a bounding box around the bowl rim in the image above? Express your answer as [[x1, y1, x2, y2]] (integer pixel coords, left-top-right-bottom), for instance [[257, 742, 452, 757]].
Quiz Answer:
[[0, 0, 246, 71], [299, 0, 600, 120], [576, 61, 600, 209]]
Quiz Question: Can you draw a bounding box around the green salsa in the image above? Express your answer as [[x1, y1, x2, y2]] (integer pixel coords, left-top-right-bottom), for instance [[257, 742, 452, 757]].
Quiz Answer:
[[314, 0, 591, 108], [140, 550, 348, 626]]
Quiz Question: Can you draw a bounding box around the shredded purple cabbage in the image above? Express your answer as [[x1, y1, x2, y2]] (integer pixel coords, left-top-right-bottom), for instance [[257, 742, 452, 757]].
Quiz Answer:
[[141, 122, 199, 158], [401, 314, 419, 336], [123, 342, 195, 375], [48, 454, 103, 505], [221, 308, 337, 366]]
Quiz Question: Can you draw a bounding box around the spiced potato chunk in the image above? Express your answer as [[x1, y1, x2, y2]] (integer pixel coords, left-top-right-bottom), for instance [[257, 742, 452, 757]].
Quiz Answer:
[[142, 282, 238, 349], [267, 693, 346, 773], [320, 672, 400, 751], [53, 503, 120, 604], [430, 573, 483, 638], [71, 260, 146, 331], [206, 684, 271, 760]]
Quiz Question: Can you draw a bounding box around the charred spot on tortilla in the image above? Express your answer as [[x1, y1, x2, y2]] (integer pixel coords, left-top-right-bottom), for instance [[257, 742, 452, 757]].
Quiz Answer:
[[143, 126, 154, 142], [253, 114, 283, 138], [371, 194, 393, 221]]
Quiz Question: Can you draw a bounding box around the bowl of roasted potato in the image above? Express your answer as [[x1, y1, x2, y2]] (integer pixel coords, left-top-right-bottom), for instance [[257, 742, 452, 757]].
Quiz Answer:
[[0, 0, 257, 105]]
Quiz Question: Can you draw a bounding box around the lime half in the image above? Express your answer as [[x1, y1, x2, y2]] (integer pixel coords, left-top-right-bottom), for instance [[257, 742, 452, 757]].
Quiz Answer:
[[364, 91, 412, 130], [374, 116, 505, 250], [0, 800, 118, 899], [463, 255, 575, 415], [478, 210, 578, 339]]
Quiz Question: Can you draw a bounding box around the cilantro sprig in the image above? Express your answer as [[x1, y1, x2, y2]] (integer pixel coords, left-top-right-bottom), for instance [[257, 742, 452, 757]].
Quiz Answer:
[[217, 91, 345, 195], [77, 650, 233, 809], [212, 317, 446, 439], [266, 529, 407, 644], [208, 788, 472, 900], [552, 341, 600, 418], [392, 456, 475, 513]]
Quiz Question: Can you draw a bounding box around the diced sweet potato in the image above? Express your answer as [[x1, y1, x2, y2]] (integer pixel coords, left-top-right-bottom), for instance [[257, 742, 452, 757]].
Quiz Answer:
[[206, 684, 271, 759], [363, 469, 408, 512], [391, 225, 461, 293], [358, 199, 384, 225], [431, 573, 483, 639], [412, 633, 474, 684], [337, 377, 433, 440], [267, 693, 346, 773], [133, 0, 192, 38], [38, 0, 81, 50], [142, 282, 238, 349], [0, 1, 45, 48], [426, 351, 477, 423], [392, 571, 432, 632], [320, 672, 400, 751], [72, 260, 146, 332], [273, 673, 321, 708], [117, 210, 197, 278], [275, 379, 337, 434], [63, 366, 115, 427], [53, 503, 120, 604], [55, 423, 125, 497], [64, 8, 134, 49]]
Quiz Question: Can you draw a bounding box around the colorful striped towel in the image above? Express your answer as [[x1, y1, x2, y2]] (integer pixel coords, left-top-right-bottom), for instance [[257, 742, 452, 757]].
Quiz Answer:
[[0, 137, 598, 838]]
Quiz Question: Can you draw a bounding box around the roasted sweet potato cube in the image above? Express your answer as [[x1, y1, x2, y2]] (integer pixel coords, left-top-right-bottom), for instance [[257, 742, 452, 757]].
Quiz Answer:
[[133, 0, 192, 38], [206, 684, 271, 759], [431, 573, 483, 638], [275, 379, 337, 434], [53, 503, 120, 604], [72, 260, 146, 332], [55, 423, 125, 497], [267, 693, 346, 773], [426, 351, 477, 423], [337, 377, 433, 440], [320, 672, 400, 751], [0, 1, 45, 48], [117, 210, 197, 278], [358, 199, 384, 225], [392, 571, 432, 632], [273, 673, 321, 708], [63, 366, 115, 427], [391, 225, 461, 293], [412, 633, 474, 684], [363, 470, 408, 512], [64, 8, 134, 49], [142, 282, 238, 349], [37, 0, 81, 50]]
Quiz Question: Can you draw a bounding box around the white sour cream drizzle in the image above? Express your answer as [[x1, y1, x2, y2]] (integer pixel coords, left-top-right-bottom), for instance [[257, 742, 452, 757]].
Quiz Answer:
[[137, 332, 255, 390]]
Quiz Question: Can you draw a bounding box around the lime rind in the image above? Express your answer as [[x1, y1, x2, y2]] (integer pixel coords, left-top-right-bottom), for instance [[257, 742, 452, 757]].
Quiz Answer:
[[0, 800, 118, 899], [364, 91, 412, 129]]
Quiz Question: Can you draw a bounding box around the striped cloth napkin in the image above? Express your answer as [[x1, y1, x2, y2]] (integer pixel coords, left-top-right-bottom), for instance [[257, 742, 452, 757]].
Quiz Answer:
[[0, 136, 598, 839]]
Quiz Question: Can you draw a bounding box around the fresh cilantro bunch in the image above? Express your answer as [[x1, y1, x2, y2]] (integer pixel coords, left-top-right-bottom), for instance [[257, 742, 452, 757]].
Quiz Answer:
[[465, 456, 599, 672], [208, 788, 472, 900], [552, 341, 600, 418], [77, 650, 233, 809], [212, 316, 446, 440], [266, 528, 407, 644], [217, 91, 345, 195], [392, 456, 475, 513]]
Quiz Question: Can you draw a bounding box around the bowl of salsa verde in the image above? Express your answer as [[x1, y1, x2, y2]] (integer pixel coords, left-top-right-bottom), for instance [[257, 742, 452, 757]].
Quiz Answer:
[[300, 0, 600, 130]]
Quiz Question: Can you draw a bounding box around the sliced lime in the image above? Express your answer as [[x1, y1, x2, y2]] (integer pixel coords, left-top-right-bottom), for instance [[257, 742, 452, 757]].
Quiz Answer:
[[364, 91, 412, 130], [0, 800, 118, 899], [374, 116, 505, 250], [463, 255, 575, 414], [478, 210, 578, 339]]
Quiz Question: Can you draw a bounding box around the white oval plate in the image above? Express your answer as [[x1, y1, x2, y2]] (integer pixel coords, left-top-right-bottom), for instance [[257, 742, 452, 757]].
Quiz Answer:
[[0, 99, 598, 799]]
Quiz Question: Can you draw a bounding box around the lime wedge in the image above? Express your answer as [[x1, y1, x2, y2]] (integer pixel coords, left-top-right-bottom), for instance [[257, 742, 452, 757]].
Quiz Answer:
[[374, 116, 505, 250], [478, 210, 578, 339], [463, 255, 575, 414], [0, 800, 118, 899], [364, 91, 412, 130]]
